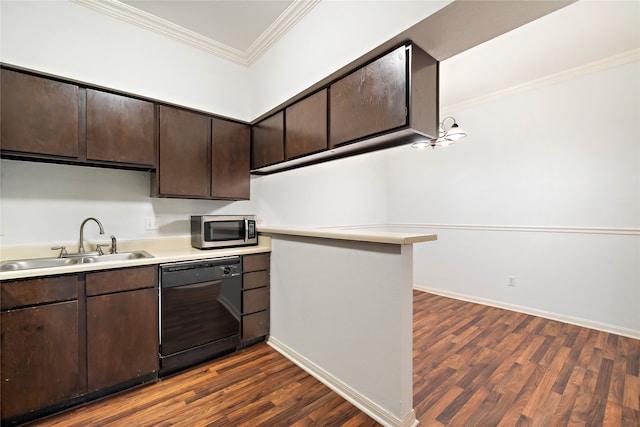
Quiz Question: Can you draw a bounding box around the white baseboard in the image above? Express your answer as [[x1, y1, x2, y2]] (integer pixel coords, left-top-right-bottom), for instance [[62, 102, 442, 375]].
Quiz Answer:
[[414, 285, 640, 340], [267, 337, 418, 427]]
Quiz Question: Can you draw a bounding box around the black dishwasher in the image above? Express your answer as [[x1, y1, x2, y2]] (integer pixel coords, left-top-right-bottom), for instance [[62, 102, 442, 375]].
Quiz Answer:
[[159, 256, 241, 376]]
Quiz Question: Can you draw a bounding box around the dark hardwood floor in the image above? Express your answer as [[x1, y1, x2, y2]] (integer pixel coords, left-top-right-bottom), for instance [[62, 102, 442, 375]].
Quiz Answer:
[[413, 290, 640, 426], [29, 290, 639, 426]]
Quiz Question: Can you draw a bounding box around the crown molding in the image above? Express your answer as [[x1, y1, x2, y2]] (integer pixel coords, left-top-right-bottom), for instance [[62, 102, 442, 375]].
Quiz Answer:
[[71, 0, 319, 66], [245, 0, 320, 65], [442, 48, 640, 114]]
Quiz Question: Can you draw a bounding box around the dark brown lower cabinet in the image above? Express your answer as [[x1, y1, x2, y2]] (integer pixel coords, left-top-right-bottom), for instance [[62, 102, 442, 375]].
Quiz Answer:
[[1, 300, 80, 420], [0, 266, 158, 424], [241, 253, 270, 343], [85, 266, 158, 392], [87, 287, 158, 392]]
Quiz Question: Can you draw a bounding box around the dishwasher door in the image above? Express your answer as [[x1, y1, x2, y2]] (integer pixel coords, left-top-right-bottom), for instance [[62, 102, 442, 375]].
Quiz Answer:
[[159, 257, 241, 375]]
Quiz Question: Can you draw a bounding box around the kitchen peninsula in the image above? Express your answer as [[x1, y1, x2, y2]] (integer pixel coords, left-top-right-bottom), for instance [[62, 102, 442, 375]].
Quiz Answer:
[[259, 225, 437, 427], [0, 226, 435, 426]]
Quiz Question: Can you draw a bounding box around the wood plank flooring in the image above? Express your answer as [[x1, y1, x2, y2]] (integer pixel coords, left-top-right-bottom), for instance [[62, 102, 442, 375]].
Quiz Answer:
[[28, 290, 639, 426], [28, 343, 379, 427], [413, 290, 640, 426]]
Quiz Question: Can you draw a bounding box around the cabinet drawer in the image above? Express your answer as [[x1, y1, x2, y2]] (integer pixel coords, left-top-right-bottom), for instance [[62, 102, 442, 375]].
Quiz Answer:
[[243, 253, 270, 272], [243, 287, 269, 314], [242, 310, 269, 341], [1, 275, 78, 310], [86, 266, 157, 296], [243, 270, 269, 290]]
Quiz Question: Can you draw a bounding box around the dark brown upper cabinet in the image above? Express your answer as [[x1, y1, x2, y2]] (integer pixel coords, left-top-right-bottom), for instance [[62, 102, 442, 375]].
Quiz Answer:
[[1, 69, 79, 158], [330, 46, 407, 148], [156, 105, 211, 198], [250, 43, 438, 174], [251, 111, 284, 169], [211, 118, 251, 200], [155, 106, 250, 200], [86, 89, 155, 167], [285, 89, 327, 160], [1, 67, 155, 170]]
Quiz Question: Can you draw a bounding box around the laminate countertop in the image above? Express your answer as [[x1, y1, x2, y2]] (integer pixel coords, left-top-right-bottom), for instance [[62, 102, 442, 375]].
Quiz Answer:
[[0, 225, 437, 281], [258, 225, 438, 245], [0, 236, 271, 281]]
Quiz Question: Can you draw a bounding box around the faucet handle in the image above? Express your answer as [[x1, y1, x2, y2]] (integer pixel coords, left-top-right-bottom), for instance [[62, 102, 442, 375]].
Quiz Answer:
[[96, 243, 111, 256], [51, 246, 67, 258]]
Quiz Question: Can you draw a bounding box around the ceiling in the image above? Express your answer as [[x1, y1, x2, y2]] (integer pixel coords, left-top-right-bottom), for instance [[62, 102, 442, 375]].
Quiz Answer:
[[72, 0, 318, 65], [70, 0, 639, 85], [121, 1, 294, 52]]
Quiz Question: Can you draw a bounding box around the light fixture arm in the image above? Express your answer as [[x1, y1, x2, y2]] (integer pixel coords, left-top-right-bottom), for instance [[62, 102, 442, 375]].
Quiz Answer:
[[439, 116, 458, 135], [411, 116, 467, 149]]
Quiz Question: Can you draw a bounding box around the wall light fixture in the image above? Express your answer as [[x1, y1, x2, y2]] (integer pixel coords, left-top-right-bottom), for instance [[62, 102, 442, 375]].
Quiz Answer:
[[411, 116, 467, 149]]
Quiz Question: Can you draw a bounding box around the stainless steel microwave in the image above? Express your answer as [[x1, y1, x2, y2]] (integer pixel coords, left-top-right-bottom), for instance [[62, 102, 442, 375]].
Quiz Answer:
[[190, 215, 258, 249]]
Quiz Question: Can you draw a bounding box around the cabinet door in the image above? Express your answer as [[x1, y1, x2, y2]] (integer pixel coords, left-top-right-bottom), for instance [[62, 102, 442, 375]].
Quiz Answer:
[[329, 46, 407, 148], [87, 287, 158, 392], [251, 111, 284, 169], [1, 301, 80, 420], [211, 118, 250, 200], [158, 105, 211, 197], [1, 69, 78, 158], [86, 89, 155, 167], [285, 89, 327, 160]]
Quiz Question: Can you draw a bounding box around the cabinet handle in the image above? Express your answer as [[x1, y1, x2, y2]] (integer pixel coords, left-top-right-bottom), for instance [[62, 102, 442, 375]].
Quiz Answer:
[[171, 280, 222, 290]]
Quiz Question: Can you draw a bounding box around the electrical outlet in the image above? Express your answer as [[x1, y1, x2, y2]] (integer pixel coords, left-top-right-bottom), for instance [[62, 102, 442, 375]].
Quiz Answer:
[[145, 217, 158, 230], [508, 276, 516, 287]]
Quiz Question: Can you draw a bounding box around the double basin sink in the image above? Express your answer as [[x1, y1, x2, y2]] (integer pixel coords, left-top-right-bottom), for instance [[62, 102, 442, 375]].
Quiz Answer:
[[0, 251, 154, 272]]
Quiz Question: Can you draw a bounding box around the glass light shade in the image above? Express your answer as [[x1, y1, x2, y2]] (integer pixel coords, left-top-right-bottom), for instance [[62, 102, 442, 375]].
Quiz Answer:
[[410, 141, 431, 149], [444, 124, 466, 141]]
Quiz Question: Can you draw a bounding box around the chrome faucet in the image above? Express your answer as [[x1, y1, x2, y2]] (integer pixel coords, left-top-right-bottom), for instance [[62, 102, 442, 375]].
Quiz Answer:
[[79, 217, 105, 254]]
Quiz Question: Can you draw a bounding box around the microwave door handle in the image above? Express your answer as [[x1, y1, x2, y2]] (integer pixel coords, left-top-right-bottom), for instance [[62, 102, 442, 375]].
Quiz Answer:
[[244, 218, 249, 242]]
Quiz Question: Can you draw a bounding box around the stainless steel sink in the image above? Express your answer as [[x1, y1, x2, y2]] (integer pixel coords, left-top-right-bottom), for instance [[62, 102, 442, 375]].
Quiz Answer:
[[0, 257, 81, 271], [0, 251, 154, 272], [79, 251, 154, 264]]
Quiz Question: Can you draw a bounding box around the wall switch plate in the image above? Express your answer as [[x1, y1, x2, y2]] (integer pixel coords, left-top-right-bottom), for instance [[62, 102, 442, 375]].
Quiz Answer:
[[145, 217, 158, 230], [508, 276, 516, 287]]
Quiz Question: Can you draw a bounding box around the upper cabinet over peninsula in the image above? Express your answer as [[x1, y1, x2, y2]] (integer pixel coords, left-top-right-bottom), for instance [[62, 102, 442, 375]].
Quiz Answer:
[[250, 43, 439, 174]]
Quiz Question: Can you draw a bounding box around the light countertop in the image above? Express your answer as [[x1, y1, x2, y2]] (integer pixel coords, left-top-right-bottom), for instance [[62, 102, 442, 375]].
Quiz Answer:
[[0, 236, 271, 281], [0, 224, 438, 281], [258, 225, 437, 245]]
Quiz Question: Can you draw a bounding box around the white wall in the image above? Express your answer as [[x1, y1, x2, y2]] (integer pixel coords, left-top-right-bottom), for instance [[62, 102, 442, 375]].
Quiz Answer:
[[0, 0, 438, 247], [268, 236, 415, 425], [0, 159, 259, 247], [0, 150, 388, 247], [248, 0, 451, 118], [1, 0, 638, 338], [386, 49, 640, 336], [251, 149, 389, 228], [0, 0, 251, 120]]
